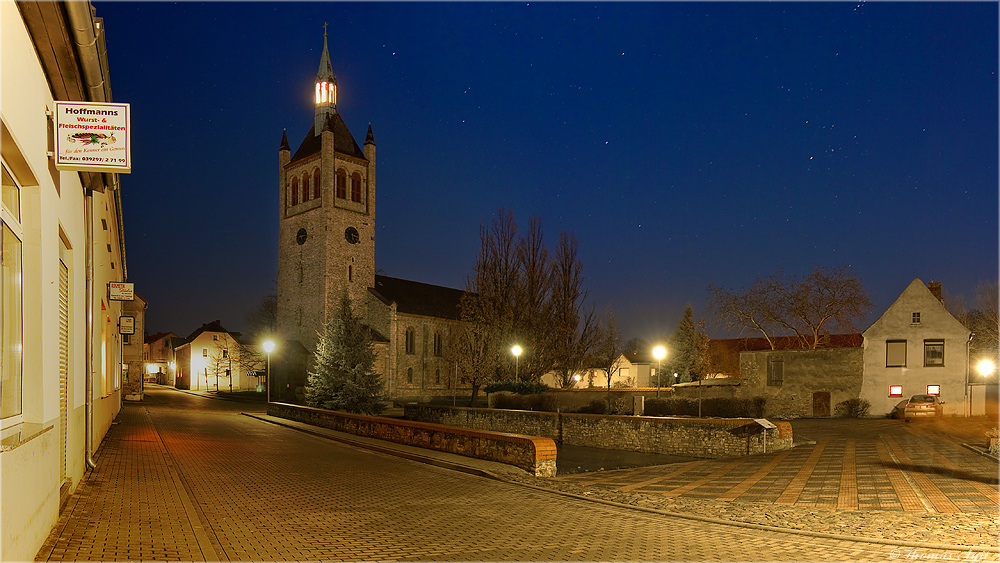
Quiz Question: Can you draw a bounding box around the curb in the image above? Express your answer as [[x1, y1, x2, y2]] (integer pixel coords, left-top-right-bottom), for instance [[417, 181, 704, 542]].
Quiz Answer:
[[961, 442, 1000, 463], [246, 411, 998, 554]]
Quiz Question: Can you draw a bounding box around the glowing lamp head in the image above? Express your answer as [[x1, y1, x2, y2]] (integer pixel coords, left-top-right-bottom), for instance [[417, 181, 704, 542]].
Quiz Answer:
[[653, 346, 666, 361], [977, 359, 996, 377], [511, 345, 522, 357], [263, 340, 275, 354]]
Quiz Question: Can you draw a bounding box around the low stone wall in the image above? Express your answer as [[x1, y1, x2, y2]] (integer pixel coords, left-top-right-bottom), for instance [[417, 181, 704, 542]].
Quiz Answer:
[[405, 404, 793, 458], [267, 403, 557, 476]]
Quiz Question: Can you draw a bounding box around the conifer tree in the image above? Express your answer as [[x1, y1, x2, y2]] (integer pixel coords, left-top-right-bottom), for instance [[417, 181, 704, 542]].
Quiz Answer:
[[306, 293, 385, 415]]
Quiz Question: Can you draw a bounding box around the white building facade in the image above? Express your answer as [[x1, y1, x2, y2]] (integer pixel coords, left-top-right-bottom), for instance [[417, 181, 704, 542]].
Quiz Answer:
[[1, 2, 128, 559], [861, 279, 977, 417]]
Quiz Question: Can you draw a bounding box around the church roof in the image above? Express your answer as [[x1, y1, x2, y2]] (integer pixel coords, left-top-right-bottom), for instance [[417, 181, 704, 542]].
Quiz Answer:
[[371, 275, 465, 320], [290, 113, 366, 164]]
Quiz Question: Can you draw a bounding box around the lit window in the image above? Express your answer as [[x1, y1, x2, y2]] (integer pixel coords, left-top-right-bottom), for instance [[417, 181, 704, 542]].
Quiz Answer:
[[926, 384, 940, 395], [888, 385, 903, 397], [886, 340, 906, 367], [924, 340, 944, 367]]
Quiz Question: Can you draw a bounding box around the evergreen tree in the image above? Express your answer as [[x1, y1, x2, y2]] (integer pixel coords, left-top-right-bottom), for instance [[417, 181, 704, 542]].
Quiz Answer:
[[667, 305, 698, 383], [306, 293, 385, 415]]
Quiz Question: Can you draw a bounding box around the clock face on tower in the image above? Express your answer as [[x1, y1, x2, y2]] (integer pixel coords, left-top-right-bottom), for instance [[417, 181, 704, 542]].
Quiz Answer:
[[296, 228, 307, 245], [345, 226, 360, 244]]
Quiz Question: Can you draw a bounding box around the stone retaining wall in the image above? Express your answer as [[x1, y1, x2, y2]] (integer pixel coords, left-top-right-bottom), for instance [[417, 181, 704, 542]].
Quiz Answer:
[[405, 404, 793, 458], [267, 403, 557, 476]]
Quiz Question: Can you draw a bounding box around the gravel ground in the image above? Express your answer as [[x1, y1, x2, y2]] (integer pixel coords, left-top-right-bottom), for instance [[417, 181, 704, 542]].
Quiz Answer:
[[503, 473, 1000, 549]]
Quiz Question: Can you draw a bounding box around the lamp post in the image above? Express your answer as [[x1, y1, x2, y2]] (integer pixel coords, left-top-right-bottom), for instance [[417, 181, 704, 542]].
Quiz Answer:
[[653, 346, 666, 397], [511, 345, 522, 380], [262, 340, 275, 404]]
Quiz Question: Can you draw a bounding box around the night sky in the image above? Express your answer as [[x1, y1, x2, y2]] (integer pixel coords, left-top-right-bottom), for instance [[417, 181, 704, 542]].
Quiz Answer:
[[93, 2, 998, 341]]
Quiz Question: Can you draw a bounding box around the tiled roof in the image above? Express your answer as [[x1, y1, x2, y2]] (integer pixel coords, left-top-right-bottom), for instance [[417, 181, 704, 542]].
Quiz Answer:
[[371, 275, 465, 320], [289, 113, 366, 163]]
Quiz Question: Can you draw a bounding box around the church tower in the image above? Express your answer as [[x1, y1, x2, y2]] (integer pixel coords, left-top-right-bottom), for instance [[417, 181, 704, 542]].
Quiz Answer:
[[277, 28, 376, 353]]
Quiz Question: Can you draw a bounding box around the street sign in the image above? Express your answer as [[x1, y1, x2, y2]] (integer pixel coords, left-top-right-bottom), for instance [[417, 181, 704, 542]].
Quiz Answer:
[[119, 316, 135, 335], [108, 282, 134, 301], [54, 101, 131, 174]]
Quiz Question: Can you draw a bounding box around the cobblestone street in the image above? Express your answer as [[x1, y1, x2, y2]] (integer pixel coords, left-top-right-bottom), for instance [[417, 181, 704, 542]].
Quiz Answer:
[[36, 388, 999, 561]]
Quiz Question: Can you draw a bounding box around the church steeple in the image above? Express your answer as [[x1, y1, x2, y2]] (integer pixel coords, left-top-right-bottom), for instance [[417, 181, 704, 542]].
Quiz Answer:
[[314, 23, 337, 135]]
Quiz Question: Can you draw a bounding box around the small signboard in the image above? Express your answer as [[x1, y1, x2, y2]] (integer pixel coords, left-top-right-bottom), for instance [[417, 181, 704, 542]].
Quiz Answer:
[[108, 282, 134, 301], [54, 101, 131, 174], [119, 316, 135, 335], [754, 418, 777, 429]]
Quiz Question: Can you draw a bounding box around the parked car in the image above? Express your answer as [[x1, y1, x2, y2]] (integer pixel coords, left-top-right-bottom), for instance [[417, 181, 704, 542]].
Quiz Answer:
[[903, 394, 944, 420]]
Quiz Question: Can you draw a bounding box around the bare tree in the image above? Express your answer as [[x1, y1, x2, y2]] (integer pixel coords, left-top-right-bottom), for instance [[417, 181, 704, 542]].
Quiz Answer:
[[245, 293, 277, 345], [708, 266, 872, 349], [592, 310, 624, 404], [952, 279, 999, 369], [548, 232, 599, 388], [511, 216, 555, 382]]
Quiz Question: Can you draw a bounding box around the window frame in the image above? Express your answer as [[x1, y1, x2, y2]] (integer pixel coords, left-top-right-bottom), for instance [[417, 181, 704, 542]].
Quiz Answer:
[[313, 169, 321, 200], [766, 358, 783, 387], [336, 169, 347, 199], [290, 176, 299, 206], [0, 161, 23, 428], [350, 172, 362, 202], [405, 328, 415, 355], [923, 339, 944, 367], [886, 340, 907, 368]]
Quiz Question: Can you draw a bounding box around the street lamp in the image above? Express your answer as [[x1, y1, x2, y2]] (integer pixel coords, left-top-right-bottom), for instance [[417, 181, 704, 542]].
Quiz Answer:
[[652, 346, 666, 397], [262, 340, 275, 404], [977, 359, 996, 378], [511, 345, 522, 380]]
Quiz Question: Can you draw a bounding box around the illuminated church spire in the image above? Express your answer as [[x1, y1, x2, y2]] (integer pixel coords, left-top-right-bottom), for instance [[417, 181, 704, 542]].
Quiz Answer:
[[314, 23, 337, 135]]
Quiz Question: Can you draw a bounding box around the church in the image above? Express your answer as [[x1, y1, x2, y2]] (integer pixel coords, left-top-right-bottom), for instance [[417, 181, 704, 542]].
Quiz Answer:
[[276, 31, 467, 402]]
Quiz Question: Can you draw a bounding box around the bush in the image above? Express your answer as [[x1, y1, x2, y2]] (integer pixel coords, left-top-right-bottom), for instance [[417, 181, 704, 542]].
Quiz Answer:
[[484, 381, 551, 395], [643, 397, 766, 418], [491, 392, 559, 412], [834, 398, 871, 418], [577, 399, 608, 414]]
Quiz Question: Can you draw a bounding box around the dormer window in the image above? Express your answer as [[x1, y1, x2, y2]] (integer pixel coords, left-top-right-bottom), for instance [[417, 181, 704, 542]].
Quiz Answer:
[[315, 81, 336, 104], [911, 312, 921, 325]]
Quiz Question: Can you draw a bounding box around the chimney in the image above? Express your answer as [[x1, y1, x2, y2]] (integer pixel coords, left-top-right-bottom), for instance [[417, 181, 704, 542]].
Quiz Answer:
[[927, 281, 943, 302]]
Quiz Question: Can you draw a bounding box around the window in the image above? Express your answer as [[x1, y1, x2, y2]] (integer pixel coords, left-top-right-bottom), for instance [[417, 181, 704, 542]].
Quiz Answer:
[[911, 312, 921, 325], [302, 172, 310, 201], [203, 348, 208, 357], [406, 367, 413, 384], [888, 385, 903, 397], [336, 169, 347, 199], [405, 328, 415, 355], [924, 340, 944, 367], [433, 333, 442, 357], [766, 358, 783, 387], [351, 172, 362, 202], [213, 335, 219, 341], [1, 163, 22, 426], [222, 349, 229, 358], [348, 264, 353, 282], [313, 169, 321, 199], [290, 177, 298, 206], [435, 369, 441, 384], [886, 340, 907, 367], [123, 333, 130, 345], [926, 384, 941, 395]]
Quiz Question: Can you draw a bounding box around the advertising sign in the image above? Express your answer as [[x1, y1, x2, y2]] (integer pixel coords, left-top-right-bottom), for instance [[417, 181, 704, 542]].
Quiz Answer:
[[119, 316, 135, 335], [54, 101, 131, 174], [108, 282, 134, 301]]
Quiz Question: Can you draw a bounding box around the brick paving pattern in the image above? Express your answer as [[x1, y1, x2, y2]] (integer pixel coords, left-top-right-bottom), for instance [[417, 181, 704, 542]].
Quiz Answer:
[[36, 390, 1000, 561]]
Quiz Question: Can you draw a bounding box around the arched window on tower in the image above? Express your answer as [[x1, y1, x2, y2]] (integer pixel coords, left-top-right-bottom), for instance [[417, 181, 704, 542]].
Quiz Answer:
[[313, 169, 321, 200], [406, 367, 413, 384], [433, 333, 442, 357], [351, 172, 362, 203], [290, 176, 298, 206], [336, 168, 347, 199], [301, 172, 310, 201]]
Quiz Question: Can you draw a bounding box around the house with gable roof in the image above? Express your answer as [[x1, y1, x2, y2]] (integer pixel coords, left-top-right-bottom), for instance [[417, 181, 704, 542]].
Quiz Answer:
[[174, 320, 263, 392], [861, 278, 976, 416]]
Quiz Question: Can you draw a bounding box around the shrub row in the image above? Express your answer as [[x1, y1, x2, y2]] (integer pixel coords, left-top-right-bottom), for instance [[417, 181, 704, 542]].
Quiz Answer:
[[491, 392, 559, 412], [834, 398, 871, 418], [643, 397, 766, 418], [484, 381, 552, 395]]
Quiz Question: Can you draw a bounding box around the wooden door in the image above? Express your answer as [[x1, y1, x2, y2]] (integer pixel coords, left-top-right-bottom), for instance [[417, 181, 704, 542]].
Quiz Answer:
[[812, 391, 831, 417]]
